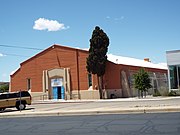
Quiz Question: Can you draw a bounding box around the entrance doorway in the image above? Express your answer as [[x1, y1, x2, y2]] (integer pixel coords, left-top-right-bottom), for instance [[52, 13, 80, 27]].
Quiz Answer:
[[51, 78, 65, 99], [53, 86, 65, 99]]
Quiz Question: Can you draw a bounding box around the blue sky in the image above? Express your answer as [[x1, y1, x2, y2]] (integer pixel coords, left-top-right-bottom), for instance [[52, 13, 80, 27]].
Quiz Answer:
[[0, 0, 180, 82]]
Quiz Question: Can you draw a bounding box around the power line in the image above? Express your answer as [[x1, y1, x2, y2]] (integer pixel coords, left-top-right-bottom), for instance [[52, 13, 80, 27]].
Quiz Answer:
[[0, 45, 85, 60], [2, 53, 30, 57], [1, 52, 70, 61], [0, 44, 43, 50]]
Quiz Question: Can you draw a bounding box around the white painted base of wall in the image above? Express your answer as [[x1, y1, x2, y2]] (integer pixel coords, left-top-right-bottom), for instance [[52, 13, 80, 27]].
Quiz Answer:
[[105, 89, 122, 98], [70, 90, 100, 99], [31, 89, 123, 100], [30, 92, 48, 101], [70, 89, 123, 100]]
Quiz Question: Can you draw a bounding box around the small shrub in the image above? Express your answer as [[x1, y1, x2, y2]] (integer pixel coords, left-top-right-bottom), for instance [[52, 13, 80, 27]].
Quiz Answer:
[[168, 90, 180, 96], [153, 90, 161, 97]]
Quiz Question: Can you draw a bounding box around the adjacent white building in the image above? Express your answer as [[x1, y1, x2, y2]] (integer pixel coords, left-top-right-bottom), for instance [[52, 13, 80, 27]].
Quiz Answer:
[[166, 50, 180, 91]]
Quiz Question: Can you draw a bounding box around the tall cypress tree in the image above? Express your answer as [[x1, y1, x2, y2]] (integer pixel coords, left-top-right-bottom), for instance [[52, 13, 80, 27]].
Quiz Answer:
[[86, 26, 109, 99]]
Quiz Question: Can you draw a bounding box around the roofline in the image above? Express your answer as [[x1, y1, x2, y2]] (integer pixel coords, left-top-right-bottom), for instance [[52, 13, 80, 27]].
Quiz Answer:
[[10, 68, 20, 77], [107, 60, 167, 71], [20, 44, 88, 66], [166, 49, 180, 54], [10, 44, 89, 77]]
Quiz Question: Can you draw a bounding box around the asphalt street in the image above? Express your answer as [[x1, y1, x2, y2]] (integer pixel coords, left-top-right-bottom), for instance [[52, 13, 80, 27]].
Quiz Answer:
[[0, 112, 180, 135]]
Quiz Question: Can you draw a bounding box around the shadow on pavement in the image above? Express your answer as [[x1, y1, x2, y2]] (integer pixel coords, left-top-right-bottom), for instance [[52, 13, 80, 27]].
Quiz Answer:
[[0, 108, 35, 113]]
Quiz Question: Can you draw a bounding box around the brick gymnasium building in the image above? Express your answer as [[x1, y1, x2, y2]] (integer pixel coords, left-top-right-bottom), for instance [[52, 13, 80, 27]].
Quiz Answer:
[[10, 44, 168, 100]]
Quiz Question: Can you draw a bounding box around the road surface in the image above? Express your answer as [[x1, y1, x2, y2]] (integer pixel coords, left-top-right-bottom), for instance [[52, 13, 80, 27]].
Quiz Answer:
[[0, 112, 180, 135]]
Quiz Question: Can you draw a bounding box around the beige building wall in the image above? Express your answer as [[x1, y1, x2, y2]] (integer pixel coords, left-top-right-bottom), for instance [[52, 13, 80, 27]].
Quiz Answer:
[[71, 90, 100, 99]]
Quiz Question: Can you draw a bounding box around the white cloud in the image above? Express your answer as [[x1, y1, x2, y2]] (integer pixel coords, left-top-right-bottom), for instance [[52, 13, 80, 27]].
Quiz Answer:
[[106, 16, 124, 21], [33, 18, 69, 31], [120, 16, 124, 20], [114, 16, 124, 21], [0, 53, 6, 57], [106, 16, 110, 19]]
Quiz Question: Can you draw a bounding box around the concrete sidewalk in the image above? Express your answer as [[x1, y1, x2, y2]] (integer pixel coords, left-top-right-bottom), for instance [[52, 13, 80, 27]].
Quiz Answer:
[[1, 96, 180, 118], [32, 96, 180, 103]]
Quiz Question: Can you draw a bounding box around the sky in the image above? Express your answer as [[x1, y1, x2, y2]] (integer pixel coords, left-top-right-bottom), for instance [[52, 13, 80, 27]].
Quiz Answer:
[[0, 0, 180, 82]]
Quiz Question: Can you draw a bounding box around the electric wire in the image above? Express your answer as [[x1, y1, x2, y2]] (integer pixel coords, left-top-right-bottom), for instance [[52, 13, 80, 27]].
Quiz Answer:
[[0, 44, 43, 58], [2, 53, 30, 57], [0, 44, 43, 50]]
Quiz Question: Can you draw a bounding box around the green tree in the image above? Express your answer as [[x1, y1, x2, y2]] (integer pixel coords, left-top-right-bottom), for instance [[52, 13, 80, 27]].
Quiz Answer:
[[0, 83, 9, 93], [133, 68, 152, 98], [86, 26, 109, 99]]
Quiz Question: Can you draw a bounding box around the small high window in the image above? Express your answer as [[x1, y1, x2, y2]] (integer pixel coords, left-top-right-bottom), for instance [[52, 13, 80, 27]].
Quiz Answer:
[[27, 78, 31, 90]]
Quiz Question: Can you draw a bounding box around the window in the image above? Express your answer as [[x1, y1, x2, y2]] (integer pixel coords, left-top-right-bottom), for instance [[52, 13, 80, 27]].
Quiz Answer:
[[20, 91, 30, 97], [8, 93, 18, 98], [27, 78, 31, 90], [169, 65, 179, 89], [0, 94, 7, 100], [88, 73, 92, 87], [178, 66, 180, 89]]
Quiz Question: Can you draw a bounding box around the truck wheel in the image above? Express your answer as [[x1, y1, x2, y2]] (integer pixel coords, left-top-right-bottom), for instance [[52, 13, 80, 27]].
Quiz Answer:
[[16, 103, 26, 110], [0, 108, 5, 112]]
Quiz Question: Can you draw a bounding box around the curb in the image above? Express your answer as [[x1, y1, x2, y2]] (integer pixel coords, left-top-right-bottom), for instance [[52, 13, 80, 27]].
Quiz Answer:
[[1, 107, 180, 118]]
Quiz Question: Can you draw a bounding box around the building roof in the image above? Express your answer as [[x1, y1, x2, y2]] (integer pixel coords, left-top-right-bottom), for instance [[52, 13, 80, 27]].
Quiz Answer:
[[11, 44, 167, 76], [107, 54, 167, 70], [11, 44, 88, 76], [20, 44, 88, 66], [166, 49, 180, 54]]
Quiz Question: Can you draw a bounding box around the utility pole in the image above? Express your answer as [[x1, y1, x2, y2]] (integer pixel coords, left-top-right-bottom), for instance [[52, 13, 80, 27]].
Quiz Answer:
[[20, 89, 21, 112]]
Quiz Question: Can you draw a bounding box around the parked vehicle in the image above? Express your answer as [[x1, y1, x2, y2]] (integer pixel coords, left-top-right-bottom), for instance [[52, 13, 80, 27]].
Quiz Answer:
[[0, 91, 31, 111]]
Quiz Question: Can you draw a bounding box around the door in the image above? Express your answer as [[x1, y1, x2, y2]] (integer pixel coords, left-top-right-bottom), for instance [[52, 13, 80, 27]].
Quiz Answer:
[[53, 87, 63, 99], [53, 87, 58, 99], [57, 87, 61, 99], [51, 78, 64, 99], [61, 86, 65, 99]]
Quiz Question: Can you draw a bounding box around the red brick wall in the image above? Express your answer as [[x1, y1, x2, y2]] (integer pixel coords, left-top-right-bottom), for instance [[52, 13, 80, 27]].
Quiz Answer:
[[104, 61, 120, 89], [104, 61, 167, 90], [10, 45, 93, 92], [10, 45, 167, 94]]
